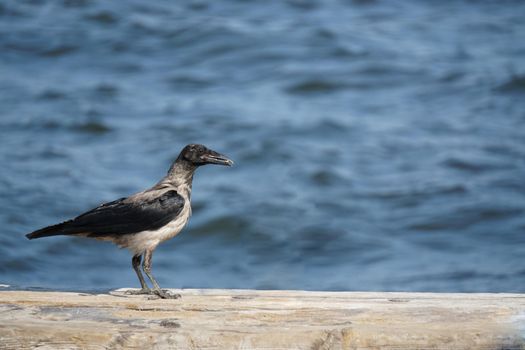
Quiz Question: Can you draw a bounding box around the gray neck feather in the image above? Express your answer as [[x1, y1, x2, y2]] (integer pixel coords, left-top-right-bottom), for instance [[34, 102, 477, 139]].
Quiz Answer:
[[158, 159, 196, 197]]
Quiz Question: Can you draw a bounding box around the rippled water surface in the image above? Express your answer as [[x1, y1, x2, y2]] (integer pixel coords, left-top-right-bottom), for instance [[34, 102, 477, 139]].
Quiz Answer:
[[1, 0, 524, 292]]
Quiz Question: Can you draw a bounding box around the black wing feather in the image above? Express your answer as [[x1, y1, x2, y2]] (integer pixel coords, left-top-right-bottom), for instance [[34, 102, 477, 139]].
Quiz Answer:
[[26, 190, 185, 239]]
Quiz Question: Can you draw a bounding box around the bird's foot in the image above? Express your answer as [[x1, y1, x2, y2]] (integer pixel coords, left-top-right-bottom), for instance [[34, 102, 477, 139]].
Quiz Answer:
[[125, 288, 152, 295], [153, 289, 181, 299], [124, 288, 180, 299]]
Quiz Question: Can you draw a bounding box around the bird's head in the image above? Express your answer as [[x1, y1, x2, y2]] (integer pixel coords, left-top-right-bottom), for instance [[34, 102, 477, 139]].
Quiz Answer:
[[179, 144, 233, 167]]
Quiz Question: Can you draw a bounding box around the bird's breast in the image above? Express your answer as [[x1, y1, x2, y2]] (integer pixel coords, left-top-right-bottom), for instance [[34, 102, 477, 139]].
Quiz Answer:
[[156, 200, 191, 243], [116, 199, 191, 255]]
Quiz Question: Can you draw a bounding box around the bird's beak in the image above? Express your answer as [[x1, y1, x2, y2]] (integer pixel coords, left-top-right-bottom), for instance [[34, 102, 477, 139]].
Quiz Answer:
[[201, 150, 234, 166]]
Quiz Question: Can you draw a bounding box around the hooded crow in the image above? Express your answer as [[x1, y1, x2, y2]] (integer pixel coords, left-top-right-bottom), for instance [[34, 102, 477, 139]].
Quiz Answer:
[[26, 144, 233, 299]]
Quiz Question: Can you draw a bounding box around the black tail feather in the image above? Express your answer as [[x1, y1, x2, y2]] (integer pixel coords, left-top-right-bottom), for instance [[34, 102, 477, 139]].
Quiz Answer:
[[25, 221, 73, 240]]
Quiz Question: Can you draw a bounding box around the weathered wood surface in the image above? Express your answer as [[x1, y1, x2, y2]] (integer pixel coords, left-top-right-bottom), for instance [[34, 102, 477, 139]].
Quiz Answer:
[[0, 289, 524, 349]]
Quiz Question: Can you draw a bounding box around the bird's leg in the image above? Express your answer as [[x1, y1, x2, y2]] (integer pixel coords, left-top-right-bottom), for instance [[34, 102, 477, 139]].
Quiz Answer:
[[133, 254, 149, 290], [142, 249, 180, 299], [125, 254, 152, 295]]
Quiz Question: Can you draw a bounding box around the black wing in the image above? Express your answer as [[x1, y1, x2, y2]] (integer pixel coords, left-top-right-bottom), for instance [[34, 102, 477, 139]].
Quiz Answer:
[[26, 190, 185, 239]]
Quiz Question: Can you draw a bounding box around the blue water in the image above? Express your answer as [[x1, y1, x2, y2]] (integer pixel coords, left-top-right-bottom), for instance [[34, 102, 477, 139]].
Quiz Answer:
[[1, 0, 524, 293]]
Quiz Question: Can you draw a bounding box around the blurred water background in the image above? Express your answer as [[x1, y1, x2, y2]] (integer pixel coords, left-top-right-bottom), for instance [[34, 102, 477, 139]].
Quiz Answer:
[[1, 0, 524, 293]]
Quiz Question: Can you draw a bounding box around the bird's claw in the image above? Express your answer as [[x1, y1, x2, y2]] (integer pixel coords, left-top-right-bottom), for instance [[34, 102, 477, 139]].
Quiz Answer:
[[125, 288, 152, 295], [153, 289, 181, 299], [124, 288, 181, 299]]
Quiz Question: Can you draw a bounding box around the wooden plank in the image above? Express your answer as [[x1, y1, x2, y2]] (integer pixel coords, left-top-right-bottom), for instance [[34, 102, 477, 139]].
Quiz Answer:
[[0, 289, 524, 349]]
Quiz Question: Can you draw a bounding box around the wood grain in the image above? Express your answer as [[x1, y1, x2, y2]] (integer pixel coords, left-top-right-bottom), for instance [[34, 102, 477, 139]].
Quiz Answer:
[[0, 289, 524, 349]]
